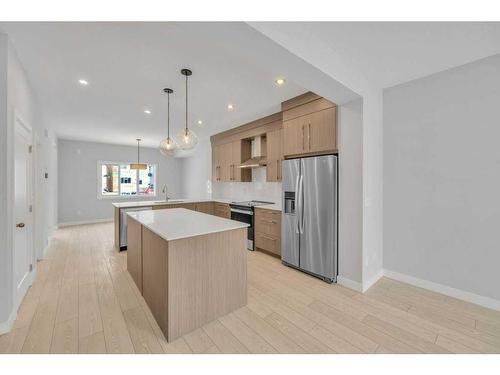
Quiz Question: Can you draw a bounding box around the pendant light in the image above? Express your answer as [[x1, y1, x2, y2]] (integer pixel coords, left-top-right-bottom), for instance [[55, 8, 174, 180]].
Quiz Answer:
[[130, 139, 147, 170], [177, 68, 198, 150], [159, 88, 179, 156]]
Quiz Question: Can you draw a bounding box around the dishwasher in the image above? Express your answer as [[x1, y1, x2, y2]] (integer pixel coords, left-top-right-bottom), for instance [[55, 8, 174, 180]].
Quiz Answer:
[[120, 206, 152, 250]]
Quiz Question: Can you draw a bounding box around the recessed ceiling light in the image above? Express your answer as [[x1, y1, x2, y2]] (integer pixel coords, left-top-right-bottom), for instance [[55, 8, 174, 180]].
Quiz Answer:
[[275, 78, 286, 86], [144, 109, 152, 114], [78, 79, 88, 86], [227, 104, 234, 111], [197, 120, 203, 125]]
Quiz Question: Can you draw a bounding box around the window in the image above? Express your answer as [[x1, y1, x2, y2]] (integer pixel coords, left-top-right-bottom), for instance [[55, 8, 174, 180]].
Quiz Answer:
[[99, 162, 156, 198]]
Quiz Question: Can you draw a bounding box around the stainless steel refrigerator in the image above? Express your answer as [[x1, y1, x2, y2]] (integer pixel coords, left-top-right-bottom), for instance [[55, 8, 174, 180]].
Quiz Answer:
[[282, 155, 337, 283]]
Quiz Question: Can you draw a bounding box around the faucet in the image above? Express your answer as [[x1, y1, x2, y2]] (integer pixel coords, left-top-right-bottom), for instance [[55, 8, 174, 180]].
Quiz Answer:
[[162, 185, 170, 201]]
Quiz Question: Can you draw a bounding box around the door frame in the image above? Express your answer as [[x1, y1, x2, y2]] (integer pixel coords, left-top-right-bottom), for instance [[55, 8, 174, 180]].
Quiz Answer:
[[12, 109, 36, 312]]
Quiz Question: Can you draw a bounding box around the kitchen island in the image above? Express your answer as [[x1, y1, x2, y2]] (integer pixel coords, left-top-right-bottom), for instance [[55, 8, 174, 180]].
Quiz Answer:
[[113, 198, 233, 251], [126, 208, 248, 342]]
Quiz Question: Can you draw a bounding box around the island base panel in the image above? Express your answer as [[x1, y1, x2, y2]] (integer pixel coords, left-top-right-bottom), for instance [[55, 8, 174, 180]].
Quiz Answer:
[[140, 227, 247, 342]]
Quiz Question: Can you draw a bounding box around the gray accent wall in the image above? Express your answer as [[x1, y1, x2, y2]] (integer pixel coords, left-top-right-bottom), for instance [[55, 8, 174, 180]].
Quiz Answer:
[[57, 139, 184, 224], [384, 54, 500, 301]]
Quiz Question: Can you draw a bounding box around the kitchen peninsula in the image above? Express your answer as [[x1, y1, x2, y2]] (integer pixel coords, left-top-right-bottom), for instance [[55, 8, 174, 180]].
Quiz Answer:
[[126, 208, 248, 341]]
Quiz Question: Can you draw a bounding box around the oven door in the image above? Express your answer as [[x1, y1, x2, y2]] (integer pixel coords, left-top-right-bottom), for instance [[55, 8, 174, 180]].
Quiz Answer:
[[230, 208, 254, 250]]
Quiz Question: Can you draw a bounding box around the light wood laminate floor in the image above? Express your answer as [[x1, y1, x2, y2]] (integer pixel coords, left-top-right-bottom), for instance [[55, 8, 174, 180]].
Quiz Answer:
[[1, 222, 500, 354]]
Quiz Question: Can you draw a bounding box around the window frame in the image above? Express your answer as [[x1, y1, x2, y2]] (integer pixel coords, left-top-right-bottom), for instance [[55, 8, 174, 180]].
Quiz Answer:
[[96, 160, 158, 200]]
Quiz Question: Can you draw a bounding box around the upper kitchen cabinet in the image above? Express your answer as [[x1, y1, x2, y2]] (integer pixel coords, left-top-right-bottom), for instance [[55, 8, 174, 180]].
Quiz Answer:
[[212, 143, 222, 182], [211, 112, 282, 183], [230, 140, 252, 182], [212, 140, 251, 182], [282, 93, 337, 158], [266, 128, 283, 182]]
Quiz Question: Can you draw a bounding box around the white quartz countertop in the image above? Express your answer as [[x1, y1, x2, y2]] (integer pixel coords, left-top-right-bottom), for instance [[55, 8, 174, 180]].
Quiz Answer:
[[112, 198, 231, 208], [126, 208, 249, 241]]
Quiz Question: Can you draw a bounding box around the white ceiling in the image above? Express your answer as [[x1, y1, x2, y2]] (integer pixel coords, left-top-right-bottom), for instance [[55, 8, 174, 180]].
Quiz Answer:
[[251, 22, 500, 92], [0, 22, 306, 149], [3, 22, 500, 153]]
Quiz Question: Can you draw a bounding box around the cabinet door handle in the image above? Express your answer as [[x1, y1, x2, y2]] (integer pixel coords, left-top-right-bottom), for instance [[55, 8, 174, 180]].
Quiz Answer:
[[308, 123, 311, 150], [16, 222, 25, 228], [302, 125, 305, 150]]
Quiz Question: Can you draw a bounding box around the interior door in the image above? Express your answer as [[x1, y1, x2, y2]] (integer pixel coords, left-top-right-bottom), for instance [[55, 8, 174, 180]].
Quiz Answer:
[[299, 155, 337, 281], [281, 158, 300, 267], [14, 115, 34, 309]]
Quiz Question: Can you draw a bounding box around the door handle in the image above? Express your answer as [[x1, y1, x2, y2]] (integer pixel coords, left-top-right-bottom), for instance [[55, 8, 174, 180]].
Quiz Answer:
[[298, 174, 304, 234], [308, 123, 311, 150], [294, 173, 300, 234], [302, 125, 305, 150], [16, 222, 25, 228]]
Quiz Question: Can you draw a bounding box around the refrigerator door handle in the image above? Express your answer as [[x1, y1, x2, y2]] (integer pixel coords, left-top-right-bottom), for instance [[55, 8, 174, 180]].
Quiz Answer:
[[298, 174, 305, 234], [294, 173, 300, 234]]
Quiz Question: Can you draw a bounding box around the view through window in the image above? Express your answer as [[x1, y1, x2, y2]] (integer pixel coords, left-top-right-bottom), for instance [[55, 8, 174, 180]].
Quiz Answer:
[[100, 162, 156, 197]]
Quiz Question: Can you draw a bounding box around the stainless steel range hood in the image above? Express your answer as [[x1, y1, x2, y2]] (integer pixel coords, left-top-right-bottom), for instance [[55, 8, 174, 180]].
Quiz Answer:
[[239, 136, 267, 168]]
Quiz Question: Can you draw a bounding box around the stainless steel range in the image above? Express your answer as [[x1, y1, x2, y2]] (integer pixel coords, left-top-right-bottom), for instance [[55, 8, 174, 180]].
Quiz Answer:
[[229, 200, 274, 250]]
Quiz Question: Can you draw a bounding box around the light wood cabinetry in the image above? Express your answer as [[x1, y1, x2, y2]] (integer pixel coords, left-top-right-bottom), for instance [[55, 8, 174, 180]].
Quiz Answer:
[[266, 128, 283, 182], [214, 202, 231, 219], [127, 217, 143, 292], [212, 144, 223, 182], [213, 141, 251, 182], [282, 97, 337, 158], [210, 92, 337, 182], [230, 140, 251, 182], [195, 201, 214, 215], [254, 208, 281, 257]]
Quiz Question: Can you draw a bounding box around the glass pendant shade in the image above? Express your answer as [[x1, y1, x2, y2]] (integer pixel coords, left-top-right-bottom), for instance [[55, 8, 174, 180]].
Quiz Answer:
[[159, 136, 178, 156], [177, 128, 198, 150]]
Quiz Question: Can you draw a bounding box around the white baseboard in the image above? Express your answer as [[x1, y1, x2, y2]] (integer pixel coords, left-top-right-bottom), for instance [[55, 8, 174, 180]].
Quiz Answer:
[[337, 276, 362, 292], [58, 218, 113, 227], [0, 309, 17, 335], [362, 269, 385, 292], [384, 269, 500, 312]]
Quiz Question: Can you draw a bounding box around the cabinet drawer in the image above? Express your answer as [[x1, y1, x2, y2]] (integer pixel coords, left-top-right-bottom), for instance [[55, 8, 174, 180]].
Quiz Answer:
[[255, 233, 281, 256], [255, 214, 281, 237], [255, 208, 281, 220]]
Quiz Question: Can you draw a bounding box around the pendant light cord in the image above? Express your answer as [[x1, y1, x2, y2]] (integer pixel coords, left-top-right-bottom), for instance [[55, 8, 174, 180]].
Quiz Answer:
[[185, 73, 188, 136], [167, 92, 170, 139], [137, 139, 140, 163]]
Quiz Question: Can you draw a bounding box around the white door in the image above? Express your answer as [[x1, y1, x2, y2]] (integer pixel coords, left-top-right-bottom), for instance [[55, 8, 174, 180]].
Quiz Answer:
[[14, 115, 34, 310]]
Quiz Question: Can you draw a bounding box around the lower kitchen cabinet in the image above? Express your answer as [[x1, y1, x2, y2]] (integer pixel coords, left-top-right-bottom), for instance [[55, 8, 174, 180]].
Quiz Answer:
[[195, 201, 214, 215], [254, 207, 281, 257], [214, 202, 231, 219]]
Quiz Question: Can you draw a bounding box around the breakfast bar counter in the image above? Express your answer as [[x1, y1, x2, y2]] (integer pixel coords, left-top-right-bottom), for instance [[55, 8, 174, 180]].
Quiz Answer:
[[126, 208, 248, 341]]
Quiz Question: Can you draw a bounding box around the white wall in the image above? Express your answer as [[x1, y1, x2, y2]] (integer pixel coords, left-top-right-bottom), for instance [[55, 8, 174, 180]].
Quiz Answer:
[[58, 139, 184, 225], [180, 138, 212, 199], [338, 99, 363, 287], [0, 34, 58, 331], [362, 90, 384, 290], [384, 54, 500, 302]]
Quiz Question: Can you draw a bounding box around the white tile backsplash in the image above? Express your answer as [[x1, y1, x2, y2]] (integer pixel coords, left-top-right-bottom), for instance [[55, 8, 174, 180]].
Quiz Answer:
[[212, 167, 281, 203]]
